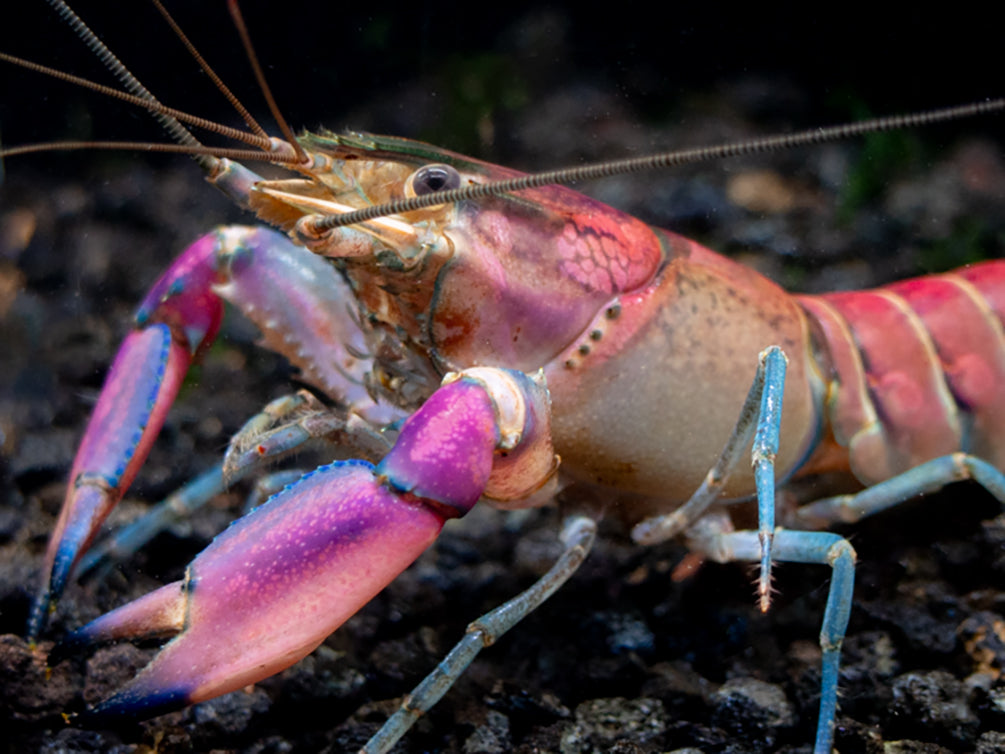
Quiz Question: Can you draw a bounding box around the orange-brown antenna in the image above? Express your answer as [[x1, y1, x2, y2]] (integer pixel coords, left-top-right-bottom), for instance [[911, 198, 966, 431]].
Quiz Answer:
[[44, 0, 214, 170], [0, 141, 302, 165], [1, 0, 312, 169], [0, 52, 275, 154], [226, 0, 309, 165], [312, 98, 1005, 229], [147, 0, 269, 142]]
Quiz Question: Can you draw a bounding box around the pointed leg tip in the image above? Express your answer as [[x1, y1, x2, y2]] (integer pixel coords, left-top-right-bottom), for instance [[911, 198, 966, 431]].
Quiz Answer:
[[757, 569, 774, 613], [78, 685, 192, 725]]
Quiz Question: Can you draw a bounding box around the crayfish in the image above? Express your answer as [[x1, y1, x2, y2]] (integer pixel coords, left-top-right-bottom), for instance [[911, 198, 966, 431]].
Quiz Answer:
[[2, 2, 1005, 752]]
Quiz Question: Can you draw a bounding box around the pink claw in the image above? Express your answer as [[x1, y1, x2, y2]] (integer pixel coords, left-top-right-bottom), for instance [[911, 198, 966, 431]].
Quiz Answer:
[[72, 462, 447, 718], [27, 228, 224, 641], [57, 369, 555, 720], [30, 225, 392, 641]]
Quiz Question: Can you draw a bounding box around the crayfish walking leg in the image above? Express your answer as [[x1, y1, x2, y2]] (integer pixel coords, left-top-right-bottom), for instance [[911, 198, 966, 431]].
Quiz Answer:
[[692, 526, 856, 754], [642, 345, 854, 754], [664, 346, 1005, 753], [364, 514, 597, 754], [795, 453, 1005, 528], [632, 347, 789, 611]]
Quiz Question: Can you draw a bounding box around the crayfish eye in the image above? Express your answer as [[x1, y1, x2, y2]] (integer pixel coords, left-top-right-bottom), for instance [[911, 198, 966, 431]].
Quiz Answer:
[[406, 164, 462, 197]]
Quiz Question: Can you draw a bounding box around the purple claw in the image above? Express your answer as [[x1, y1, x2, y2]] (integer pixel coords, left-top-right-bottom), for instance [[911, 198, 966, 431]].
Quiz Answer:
[[31, 225, 393, 641], [74, 461, 447, 718], [59, 369, 556, 720], [28, 233, 224, 642]]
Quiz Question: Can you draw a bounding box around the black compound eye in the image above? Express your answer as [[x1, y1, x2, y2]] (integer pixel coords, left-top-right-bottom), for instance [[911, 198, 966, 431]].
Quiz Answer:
[[407, 164, 462, 197]]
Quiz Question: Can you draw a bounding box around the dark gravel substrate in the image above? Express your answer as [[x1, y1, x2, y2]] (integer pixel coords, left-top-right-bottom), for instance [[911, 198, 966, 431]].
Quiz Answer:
[[2, 4, 1005, 753]]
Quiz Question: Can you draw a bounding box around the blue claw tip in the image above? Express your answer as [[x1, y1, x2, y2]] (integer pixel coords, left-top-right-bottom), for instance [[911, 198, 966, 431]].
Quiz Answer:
[[80, 684, 191, 724]]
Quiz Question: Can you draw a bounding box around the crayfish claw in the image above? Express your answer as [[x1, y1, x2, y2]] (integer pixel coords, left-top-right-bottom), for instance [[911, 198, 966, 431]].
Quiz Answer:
[[59, 367, 556, 722], [65, 459, 453, 721]]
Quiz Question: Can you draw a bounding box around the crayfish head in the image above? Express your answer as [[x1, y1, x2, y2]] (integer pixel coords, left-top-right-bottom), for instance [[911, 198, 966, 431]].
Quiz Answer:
[[246, 130, 509, 250], [242, 130, 516, 363], [247, 129, 667, 378]]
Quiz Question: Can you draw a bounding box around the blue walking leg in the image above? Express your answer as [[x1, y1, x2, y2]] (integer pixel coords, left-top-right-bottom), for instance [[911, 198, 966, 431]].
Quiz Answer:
[[692, 527, 855, 754], [793, 453, 1005, 529], [633, 346, 789, 614], [752, 347, 787, 611], [362, 514, 597, 754], [223, 390, 391, 477]]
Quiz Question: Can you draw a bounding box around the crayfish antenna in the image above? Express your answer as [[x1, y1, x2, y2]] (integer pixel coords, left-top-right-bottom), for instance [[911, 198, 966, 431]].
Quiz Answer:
[[225, 0, 308, 165], [0, 0, 313, 172], [44, 0, 208, 164], [147, 0, 268, 141]]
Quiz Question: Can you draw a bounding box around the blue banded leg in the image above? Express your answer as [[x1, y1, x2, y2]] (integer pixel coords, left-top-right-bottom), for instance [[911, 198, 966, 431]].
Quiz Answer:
[[362, 515, 597, 754], [632, 346, 788, 610], [793, 453, 1005, 530], [695, 528, 856, 754]]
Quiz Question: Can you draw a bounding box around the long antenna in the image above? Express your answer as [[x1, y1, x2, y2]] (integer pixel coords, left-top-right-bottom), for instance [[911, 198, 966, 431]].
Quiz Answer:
[[225, 0, 309, 165], [0, 52, 274, 152], [147, 0, 269, 142], [5, 4, 1003, 233], [44, 0, 214, 170], [311, 98, 1005, 230], [0, 140, 301, 164]]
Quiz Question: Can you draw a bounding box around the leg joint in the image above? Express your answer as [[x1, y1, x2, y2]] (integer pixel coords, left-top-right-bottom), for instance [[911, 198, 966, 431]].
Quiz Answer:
[[826, 537, 856, 569]]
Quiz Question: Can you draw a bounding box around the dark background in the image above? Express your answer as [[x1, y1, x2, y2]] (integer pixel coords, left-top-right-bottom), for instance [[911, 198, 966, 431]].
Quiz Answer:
[[2, 1, 1002, 167]]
